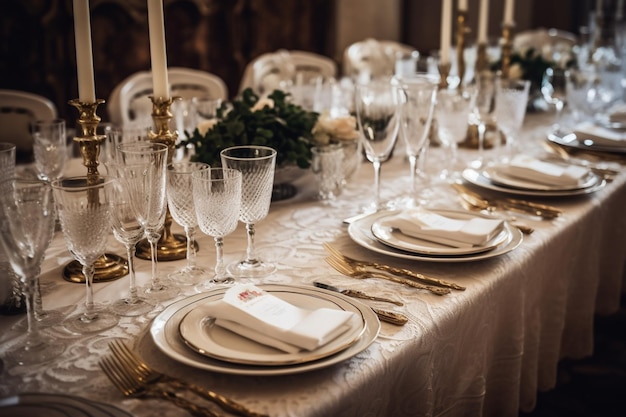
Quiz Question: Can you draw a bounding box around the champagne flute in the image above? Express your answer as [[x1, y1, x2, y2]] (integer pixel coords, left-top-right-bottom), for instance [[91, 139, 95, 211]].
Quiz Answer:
[[354, 77, 403, 212], [494, 77, 530, 161], [0, 178, 64, 365], [167, 161, 210, 285], [116, 142, 178, 301], [109, 176, 154, 316], [470, 71, 496, 168], [541, 67, 568, 129], [394, 74, 438, 206], [31, 118, 67, 182], [51, 176, 118, 334], [192, 168, 242, 286], [220, 145, 276, 278]]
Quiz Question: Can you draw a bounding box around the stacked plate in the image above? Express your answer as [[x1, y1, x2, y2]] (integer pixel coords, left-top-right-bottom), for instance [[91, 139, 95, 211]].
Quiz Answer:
[[347, 209, 523, 263], [548, 125, 626, 155], [462, 161, 606, 197], [150, 284, 380, 376], [0, 393, 131, 417]]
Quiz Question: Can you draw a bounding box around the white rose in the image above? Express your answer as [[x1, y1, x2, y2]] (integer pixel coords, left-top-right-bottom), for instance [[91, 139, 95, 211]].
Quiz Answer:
[[508, 63, 524, 80], [251, 97, 275, 112], [312, 113, 359, 141], [197, 119, 218, 136]]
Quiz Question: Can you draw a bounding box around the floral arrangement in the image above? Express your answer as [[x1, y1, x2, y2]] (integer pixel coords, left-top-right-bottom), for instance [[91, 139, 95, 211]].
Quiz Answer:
[[491, 47, 577, 86], [180, 88, 359, 169]]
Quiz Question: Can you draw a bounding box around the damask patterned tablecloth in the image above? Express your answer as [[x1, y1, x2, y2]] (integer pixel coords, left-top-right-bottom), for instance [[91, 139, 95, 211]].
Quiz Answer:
[[1, 112, 625, 417]]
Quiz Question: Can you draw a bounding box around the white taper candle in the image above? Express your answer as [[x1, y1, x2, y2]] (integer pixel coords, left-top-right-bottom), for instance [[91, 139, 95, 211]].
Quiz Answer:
[[478, 0, 490, 43], [147, 0, 170, 99], [72, 0, 96, 102], [440, 0, 452, 65]]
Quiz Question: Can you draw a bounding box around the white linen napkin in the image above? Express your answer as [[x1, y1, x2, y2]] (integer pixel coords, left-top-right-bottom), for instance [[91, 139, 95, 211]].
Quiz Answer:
[[498, 154, 589, 186], [192, 284, 357, 353], [573, 122, 626, 148], [379, 210, 505, 248]]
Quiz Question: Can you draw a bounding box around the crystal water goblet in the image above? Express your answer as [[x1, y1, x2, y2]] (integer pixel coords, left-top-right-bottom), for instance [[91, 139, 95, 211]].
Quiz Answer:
[[220, 145, 276, 278], [192, 168, 242, 286], [541, 67, 568, 129], [108, 175, 154, 316], [31, 118, 67, 182], [0, 143, 20, 313], [354, 77, 403, 211], [166, 161, 210, 284], [494, 77, 530, 161], [394, 74, 438, 207], [470, 71, 496, 168], [51, 176, 118, 334], [0, 178, 64, 365], [116, 142, 177, 301]]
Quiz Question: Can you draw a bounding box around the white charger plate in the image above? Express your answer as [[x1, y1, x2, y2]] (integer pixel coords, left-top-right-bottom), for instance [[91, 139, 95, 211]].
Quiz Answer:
[[370, 209, 510, 256], [462, 168, 607, 197], [178, 289, 366, 366], [348, 210, 523, 262], [150, 284, 380, 376], [481, 163, 599, 191]]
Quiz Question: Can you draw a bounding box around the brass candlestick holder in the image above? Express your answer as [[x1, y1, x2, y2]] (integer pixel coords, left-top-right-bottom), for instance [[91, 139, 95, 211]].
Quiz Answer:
[[456, 10, 469, 88], [500, 23, 514, 79], [135, 96, 189, 261], [63, 99, 129, 283], [475, 42, 489, 74]]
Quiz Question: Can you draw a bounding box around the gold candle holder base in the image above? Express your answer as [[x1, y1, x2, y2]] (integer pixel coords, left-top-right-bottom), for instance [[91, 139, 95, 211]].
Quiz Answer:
[[63, 99, 128, 283], [456, 10, 469, 88], [458, 121, 505, 150], [136, 96, 189, 262], [475, 42, 489, 74]]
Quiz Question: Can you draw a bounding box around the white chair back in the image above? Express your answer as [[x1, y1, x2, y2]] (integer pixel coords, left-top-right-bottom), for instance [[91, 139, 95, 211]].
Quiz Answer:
[[343, 39, 417, 81]]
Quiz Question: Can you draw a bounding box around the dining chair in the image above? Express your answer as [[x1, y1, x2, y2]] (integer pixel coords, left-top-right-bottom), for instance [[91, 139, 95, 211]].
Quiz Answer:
[[0, 89, 58, 162], [238, 49, 338, 95], [342, 38, 417, 81], [107, 67, 228, 127]]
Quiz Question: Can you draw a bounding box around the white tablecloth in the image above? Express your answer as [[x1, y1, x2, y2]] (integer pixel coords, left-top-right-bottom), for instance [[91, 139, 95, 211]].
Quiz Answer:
[[1, 112, 625, 417]]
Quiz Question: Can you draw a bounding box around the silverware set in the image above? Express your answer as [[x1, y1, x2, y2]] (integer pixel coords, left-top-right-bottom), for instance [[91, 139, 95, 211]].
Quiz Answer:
[[100, 340, 267, 417]]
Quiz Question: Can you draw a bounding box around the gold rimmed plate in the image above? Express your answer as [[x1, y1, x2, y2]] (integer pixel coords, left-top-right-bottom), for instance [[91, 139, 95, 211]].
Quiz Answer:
[[481, 163, 600, 191]]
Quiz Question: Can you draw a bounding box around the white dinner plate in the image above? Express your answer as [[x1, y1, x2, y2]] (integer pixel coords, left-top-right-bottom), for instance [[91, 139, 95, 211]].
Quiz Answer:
[[178, 289, 366, 366], [150, 284, 380, 376], [462, 168, 607, 197], [370, 209, 510, 256], [547, 130, 626, 154], [348, 210, 523, 263], [0, 393, 132, 417], [481, 163, 599, 191]]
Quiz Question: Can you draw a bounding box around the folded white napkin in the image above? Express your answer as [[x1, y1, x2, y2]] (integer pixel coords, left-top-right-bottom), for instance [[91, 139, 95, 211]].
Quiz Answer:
[[573, 122, 626, 147], [192, 284, 357, 353], [379, 210, 504, 248], [499, 155, 589, 186], [608, 103, 626, 123]]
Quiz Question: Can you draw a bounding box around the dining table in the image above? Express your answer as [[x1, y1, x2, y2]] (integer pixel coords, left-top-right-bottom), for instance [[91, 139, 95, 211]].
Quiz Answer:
[[1, 110, 625, 417]]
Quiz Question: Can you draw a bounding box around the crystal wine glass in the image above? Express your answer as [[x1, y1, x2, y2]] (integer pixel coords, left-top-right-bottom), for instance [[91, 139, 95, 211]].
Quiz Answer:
[[469, 71, 496, 168], [51, 175, 118, 334], [31, 118, 67, 182], [108, 175, 154, 316], [115, 142, 178, 301], [220, 145, 276, 278], [166, 161, 210, 285], [494, 77, 530, 161], [0, 178, 64, 365], [394, 74, 438, 207], [541, 67, 568, 129], [354, 77, 403, 211], [192, 167, 242, 286]]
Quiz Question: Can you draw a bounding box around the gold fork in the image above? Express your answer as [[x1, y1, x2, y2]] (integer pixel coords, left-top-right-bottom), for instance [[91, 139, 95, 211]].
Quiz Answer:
[[108, 340, 268, 417], [323, 243, 465, 291], [325, 256, 451, 296], [99, 355, 219, 417]]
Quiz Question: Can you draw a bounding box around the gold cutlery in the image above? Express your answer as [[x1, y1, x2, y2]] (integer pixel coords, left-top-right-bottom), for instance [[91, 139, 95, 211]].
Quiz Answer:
[[108, 340, 267, 417], [325, 254, 451, 296], [100, 355, 219, 417], [458, 197, 534, 235], [451, 183, 561, 220], [324, 243, 465, 291], [370, 307, 409, 326], [313, 281, 404, 306]]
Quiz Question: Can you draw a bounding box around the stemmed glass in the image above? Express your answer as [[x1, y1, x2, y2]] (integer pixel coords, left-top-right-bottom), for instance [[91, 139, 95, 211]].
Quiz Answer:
[[166, 161, 210, 285], [0, 179, 64, 365], [394, 74, 438, 207], [220, 145, 276, 278], [470, 71, 496, 168], [494, 77, 530, 162], [115, 142, 178, 301], [31, 118, 67, 182], [354, 77, 403, 211], [192, 167, 242, 285], [541, 67, 568, 129], [108, 176, 154, 316], [51, 176, 118, 334]]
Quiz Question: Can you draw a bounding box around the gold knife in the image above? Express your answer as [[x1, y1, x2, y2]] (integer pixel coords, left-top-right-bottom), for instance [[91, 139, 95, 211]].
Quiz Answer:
[[314, 281, 404, 305]]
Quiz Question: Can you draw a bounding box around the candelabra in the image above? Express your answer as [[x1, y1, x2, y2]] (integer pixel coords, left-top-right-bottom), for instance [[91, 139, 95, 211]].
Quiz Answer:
[[500, 23, 514, 79], [456, 9, 469, 88], [63, 99, 129, 283], [475, 42, 489, 74], [135, 96, 189, 261]]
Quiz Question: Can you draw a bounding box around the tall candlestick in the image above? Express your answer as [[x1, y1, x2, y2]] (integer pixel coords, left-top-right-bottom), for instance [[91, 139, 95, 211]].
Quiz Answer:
[[72, 0, 96, 103], [504, 0, 515, 25], [440, 0, 452, 65], [596, 0, 603, 14], [478, 0, 489, 43], [458, 0, 468, 11], [147, 0, 169, 99]]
